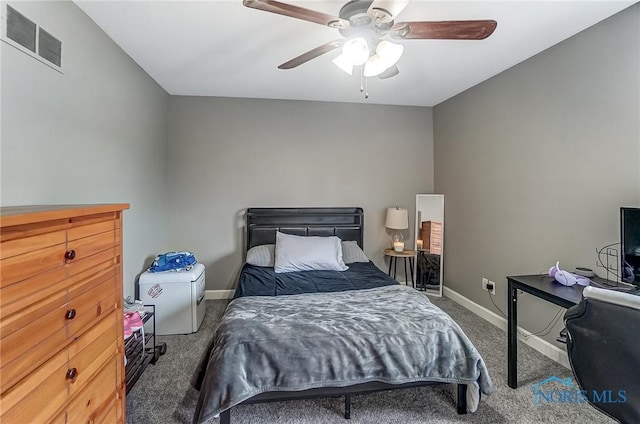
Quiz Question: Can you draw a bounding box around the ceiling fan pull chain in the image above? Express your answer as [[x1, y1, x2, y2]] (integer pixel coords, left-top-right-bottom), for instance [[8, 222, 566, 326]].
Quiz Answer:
[[364, 76, 369, 99], [359, 67, 369, 99]]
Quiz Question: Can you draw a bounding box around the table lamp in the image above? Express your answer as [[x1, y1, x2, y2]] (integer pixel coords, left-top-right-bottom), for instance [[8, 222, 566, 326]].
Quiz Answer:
[[385, 207, 408, 252]]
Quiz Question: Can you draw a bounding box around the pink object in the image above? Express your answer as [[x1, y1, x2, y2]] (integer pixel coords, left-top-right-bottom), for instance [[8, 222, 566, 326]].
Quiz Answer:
[[125, 311, 144, 331], [123, 316, 132, 339]]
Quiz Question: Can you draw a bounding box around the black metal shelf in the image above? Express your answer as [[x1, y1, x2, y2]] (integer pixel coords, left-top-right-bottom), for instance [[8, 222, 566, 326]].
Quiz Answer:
[[125, 305, 167, 394]]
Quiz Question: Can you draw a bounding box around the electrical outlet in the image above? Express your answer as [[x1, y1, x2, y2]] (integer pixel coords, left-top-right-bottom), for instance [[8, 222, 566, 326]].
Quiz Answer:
[[488, 280, 496, 295], [482, 278, 496, 295]]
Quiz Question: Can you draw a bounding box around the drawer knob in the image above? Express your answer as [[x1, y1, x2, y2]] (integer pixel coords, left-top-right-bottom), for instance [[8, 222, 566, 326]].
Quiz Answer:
[[65, 249, 76, 261], [66, 367, 78, 383], [65, 309, 77, 320]]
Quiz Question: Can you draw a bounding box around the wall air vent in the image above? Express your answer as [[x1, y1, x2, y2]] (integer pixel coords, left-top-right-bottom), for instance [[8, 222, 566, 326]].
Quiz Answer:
[[6, 5, 35, 52], [38, 27, 61, 67], [2, 3, 63, 71]]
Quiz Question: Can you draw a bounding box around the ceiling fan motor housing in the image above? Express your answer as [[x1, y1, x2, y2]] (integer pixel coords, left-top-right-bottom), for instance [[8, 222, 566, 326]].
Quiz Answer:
[[337, 0, 394, 50]]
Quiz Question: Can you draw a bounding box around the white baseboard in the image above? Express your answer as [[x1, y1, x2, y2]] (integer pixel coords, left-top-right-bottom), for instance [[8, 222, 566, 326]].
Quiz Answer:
[[205, 289, 235, 300], [443, 286, 570, 369]]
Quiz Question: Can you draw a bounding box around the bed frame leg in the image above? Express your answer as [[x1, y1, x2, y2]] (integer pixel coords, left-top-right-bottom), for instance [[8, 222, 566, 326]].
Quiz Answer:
[[220, 409, 231, 424], [457, 384, 467, 415], [344, 394, 351, 419]]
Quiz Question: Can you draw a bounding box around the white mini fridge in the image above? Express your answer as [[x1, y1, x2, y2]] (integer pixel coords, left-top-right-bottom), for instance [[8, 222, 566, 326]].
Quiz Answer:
[[138, 263, 206, 335]]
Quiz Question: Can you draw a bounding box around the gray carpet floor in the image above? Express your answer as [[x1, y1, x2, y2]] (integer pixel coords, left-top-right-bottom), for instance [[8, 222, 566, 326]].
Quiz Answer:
[[126, 295, 613, 424]]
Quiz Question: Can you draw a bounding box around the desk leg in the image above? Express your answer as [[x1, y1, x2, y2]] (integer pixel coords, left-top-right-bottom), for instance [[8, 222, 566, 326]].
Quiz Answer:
[[508, 279, 518, 389]]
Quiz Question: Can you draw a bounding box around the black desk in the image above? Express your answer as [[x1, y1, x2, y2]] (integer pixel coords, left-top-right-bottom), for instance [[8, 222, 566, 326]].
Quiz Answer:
[[506, 274, 585, 389]]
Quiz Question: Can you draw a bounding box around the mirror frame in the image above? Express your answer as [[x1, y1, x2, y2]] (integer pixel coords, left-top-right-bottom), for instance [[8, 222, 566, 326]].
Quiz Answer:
[[414, 194, 444, 297]]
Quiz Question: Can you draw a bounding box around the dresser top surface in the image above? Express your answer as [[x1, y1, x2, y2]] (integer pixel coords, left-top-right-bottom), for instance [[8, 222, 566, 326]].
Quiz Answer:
[[0, 203, 129, 227]]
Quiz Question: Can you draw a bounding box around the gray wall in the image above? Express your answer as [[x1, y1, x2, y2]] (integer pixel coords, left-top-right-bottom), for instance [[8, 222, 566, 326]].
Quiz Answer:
[[167, 96, 433, 290], [433, 4, 640, 347], [1, 1, 170, 298]]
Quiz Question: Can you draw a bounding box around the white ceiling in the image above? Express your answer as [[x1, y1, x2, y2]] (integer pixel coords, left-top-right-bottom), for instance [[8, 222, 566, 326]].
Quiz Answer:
[[75, 1, 636, 107]]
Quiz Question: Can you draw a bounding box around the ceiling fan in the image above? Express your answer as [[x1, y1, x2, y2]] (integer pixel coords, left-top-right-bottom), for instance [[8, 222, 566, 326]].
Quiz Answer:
[[243, 0, 497, 80]]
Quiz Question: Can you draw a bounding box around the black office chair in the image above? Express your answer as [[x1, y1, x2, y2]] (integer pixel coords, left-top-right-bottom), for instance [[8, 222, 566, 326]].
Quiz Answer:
[[564, 286, 640, 424]]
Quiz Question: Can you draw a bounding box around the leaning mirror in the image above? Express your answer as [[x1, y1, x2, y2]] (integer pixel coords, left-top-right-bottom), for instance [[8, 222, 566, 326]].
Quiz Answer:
[[414, 194, 444, 297]]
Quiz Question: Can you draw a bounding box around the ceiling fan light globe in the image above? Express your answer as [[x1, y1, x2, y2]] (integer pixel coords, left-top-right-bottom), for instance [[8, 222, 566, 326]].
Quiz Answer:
[[378, 65, 399, 79], [363, 55, 386, 77], [376, 40, 404, 68], [342, 37, 370, 66], [332, 53, 354, 75]]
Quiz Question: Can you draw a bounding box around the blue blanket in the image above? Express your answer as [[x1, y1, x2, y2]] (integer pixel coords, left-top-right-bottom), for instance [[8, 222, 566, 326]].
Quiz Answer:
[[234, 261, 398, 298]]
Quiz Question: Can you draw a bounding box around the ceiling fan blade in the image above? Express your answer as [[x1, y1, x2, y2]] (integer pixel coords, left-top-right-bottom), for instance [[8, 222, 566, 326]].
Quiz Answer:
[[243, 0, 348, 28], [368, 0, 409, 23], [278, 40, 345, 70], [391, 20, 497, 40], [378, 65, 399, 79]]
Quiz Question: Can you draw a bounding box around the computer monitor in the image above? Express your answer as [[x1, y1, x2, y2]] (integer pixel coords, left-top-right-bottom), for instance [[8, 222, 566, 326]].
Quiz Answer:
[[621, 207, 640, 286]]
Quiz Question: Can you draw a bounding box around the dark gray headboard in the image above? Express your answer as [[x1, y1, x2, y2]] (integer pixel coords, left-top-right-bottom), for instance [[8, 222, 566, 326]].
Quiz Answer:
[[246, 207, 364, 252]]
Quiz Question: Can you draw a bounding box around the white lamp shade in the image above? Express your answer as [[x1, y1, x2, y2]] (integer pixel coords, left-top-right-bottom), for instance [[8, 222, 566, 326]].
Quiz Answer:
[[363, 55, 386, 77], [363, 41, 404, 77], [332, 53, 354, 75], [342, 37, 369, 66], [385, 207, 408, 229], [376, 40, 404, 68]]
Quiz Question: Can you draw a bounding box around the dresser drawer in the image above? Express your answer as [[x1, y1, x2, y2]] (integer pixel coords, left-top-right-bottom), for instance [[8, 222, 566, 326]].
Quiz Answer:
[[0, 253, 116, 319], [67, 220, 115, 242], [0, 311, 120, 423], [0, 346, 70, 423], [0, 230, 66, 260], [0, 221, 117, 290], [0, 290, 67, 339], [0, 267, 69, 317], [0, 298, 70, 392], [67, 247, 118, 278], [67, 231, 116, 265], [0, 243, 66, 288], [0, 267, 118, 393], [67, 311, 119, 398], [94, 394, 119, 424], [67, 271, 118, 338], [66, 356, 119, 424]]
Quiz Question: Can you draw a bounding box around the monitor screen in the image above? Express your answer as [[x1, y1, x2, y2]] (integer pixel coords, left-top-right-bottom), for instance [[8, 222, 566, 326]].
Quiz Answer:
[[621, 207, 640, 286]]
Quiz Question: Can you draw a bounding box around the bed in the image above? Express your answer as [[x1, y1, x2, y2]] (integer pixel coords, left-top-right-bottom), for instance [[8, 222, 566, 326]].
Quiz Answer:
[[192, 207, 493, 424]]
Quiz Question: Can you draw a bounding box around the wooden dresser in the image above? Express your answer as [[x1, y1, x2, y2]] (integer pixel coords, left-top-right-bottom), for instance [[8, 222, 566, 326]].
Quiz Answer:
[[0, 204, 129, 423]]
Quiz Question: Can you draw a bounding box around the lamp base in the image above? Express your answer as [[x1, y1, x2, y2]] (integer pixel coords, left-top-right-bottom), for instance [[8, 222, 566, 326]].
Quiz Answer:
[[391, 230, 405, 252]]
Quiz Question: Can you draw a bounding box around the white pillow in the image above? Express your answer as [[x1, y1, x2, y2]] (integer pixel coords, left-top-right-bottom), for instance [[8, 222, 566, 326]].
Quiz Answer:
[[274, 232, 348, 273], [246, 244, 275, 267], [246, 242, 368, 267], [341, 240, 370, 264]]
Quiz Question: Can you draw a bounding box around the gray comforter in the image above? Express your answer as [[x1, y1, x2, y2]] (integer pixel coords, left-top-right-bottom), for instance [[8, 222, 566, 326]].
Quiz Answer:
[[192, 285, 493, 423]]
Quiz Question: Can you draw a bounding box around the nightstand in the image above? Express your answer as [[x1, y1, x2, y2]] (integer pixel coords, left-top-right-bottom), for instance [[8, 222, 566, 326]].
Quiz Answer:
[[384, 249, 417, 287]]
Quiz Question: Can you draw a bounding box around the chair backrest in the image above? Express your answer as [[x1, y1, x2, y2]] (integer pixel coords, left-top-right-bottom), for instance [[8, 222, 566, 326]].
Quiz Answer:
[[565, 286, 640, 423]]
